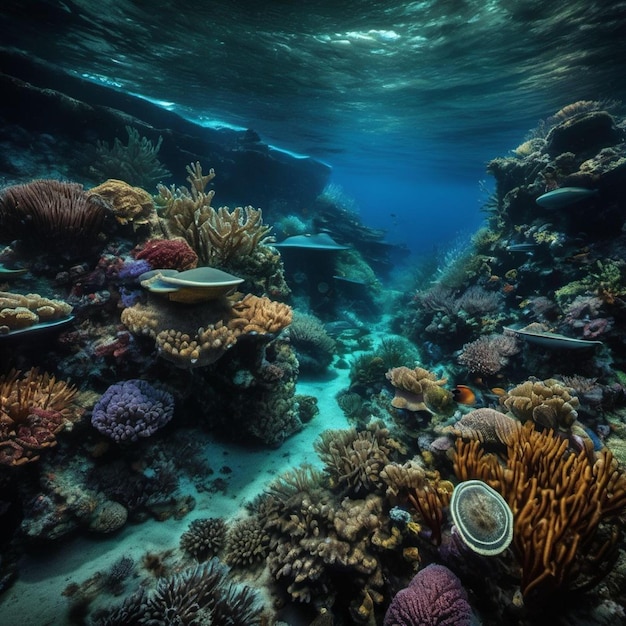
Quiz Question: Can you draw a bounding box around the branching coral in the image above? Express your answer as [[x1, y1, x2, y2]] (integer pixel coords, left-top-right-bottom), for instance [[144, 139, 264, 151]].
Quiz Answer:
[[89, 126, 171, 188], [180, 517, 227, 561], [314, 422, 402, 497], [500, 377, 580, 431], [454, 422, 626, 602], [224, 516, 270, 567], [0, 291, 72, 335], [93, 558, 264, 625], [457, 333, 519, 376], [0, 368, 79, 466], [0, 179, 111, 260]]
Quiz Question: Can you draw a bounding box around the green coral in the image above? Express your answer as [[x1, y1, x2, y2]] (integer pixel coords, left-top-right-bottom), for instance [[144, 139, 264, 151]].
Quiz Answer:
[[555, 259, 626, 306]]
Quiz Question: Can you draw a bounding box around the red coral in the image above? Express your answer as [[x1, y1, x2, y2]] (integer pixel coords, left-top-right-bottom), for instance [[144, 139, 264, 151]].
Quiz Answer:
[[134, 238, 198, 271]]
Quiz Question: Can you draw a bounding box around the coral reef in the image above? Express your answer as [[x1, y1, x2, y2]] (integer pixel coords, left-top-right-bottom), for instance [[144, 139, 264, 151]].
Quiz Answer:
[[88, 179, 156, 228], [91, 380, 175, 442], [0, 368, 79, 466], [454, 422, 626, 603], [121, 292, 292, 368], [288, 311, 336, 374], [92, 558, 264, 625], [89, 126, 171, 188], [0, 290, 72, 335], [385, 365, 451, 414], [179, 517, 227, 560], [132, 237, 199, 271], [384, 564, 473, 626], [0, 179, 111, 262]]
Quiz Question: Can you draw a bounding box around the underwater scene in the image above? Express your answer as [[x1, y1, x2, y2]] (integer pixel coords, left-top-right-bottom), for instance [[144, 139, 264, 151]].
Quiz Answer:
[[1, 1, 626, 625]]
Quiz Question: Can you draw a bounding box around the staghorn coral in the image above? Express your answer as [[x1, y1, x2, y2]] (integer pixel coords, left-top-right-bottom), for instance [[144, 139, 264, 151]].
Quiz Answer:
[[288, 311, 336, 374], [0, 290, 72, 335], [224, 516, 270, 567], [0, 367, 79, 466], [133, 237, 198, 271], [180, 517, 227, 561], [93, 558, 264, 625], [89, 126, 171, 188], [0, 179, 111, 261], [501, 377, 580, 431], [457, 333, 519, 376], [385, 365, 450, 413], [91, 380, 175, 442], [88, 179, 156, 227], [384, 564, 472, 626], [121, 292, 292, 368], [156, 162, 287, 297], [454, 422, 626, 602], [314, 422, 401, 497]]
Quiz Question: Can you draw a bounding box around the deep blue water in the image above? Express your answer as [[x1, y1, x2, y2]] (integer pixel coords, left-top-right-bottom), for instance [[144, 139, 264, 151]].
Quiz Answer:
[[2, 0, 626, 253]]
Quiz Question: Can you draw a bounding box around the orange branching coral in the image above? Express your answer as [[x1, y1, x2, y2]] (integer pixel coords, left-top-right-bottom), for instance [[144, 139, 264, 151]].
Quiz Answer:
[[88, 179, 155, 227], [0, 179, 111, 260], [385, 366, 449, 413], [0, 368, 79, 466], [453, 422, 626, 601]]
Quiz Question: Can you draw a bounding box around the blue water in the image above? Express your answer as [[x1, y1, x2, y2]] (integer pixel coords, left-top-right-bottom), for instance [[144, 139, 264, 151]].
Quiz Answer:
[[2, 0, 625, 253]]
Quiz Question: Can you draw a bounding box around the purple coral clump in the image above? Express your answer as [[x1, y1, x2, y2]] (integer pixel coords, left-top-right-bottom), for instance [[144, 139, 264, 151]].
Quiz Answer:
[[384, 564, 472, 626], [91, 379, 175, 442]]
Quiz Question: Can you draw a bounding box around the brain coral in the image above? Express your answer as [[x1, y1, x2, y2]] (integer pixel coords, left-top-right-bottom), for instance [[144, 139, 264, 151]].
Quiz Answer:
[[91, 379, 174, 442]]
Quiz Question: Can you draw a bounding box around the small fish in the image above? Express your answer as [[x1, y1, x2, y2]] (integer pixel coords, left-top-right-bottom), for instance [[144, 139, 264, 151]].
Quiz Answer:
[[506, 242, 536, 253], [536, 187, 598, 209], [490, 387, 507, 397], [452, 384, 477, 405]]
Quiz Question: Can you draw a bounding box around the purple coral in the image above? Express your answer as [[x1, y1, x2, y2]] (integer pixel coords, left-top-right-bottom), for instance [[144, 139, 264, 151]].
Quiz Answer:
[[91, 380, 174, 442], [384, 564, 472, 626]]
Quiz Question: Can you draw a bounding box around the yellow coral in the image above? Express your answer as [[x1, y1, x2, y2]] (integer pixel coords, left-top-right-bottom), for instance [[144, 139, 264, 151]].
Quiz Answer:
[[385, 366, 449, 413], [88, 179, 155, 226], [0, 291, 72, 334]]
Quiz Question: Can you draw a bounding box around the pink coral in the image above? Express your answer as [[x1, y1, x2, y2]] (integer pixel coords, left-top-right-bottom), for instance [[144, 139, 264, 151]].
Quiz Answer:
[[384, 564, 472, 626], [458, 333, 519, 376], [134, 238, 198, 271]]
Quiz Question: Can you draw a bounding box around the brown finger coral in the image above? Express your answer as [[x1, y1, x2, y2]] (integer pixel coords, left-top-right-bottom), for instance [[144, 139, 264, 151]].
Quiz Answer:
[[500, 377, 579, 431], [180, 517, 227, 561]]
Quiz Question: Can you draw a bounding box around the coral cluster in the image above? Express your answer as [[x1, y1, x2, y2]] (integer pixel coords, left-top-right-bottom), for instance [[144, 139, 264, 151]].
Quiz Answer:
[[132, 237, 199, 271], [0, 179, 111, 261], [457, 332, 519, 376], [454, 422, 626, 602], [0, 368, 79, 466], [91, 379, 175, 442], [121, 292, 292, 368], [385, 366, 452, 414], [180, 517, 227, 560], [88, 179, 156, 228], [0, 291, 72, 335]]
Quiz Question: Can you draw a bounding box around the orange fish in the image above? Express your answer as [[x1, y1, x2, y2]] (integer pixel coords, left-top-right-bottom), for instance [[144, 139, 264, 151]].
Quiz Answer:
[[490, 387, 507, 397], [452, 385, 477, 405]]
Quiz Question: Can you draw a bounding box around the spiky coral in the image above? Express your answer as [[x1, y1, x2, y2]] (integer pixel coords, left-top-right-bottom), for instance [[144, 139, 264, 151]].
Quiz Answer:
[[0, 179, 111, 261], [0, 368, 78, 465], [180, 517, 227, 561]]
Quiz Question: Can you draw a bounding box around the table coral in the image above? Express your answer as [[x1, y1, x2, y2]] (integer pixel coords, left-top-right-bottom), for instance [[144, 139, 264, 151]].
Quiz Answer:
[[0, 367, 78, 466], [91, 379, 175, 442]]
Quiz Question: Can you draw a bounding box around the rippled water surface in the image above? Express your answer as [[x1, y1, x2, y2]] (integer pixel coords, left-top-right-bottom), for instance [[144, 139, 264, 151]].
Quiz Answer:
[[2, 0, 626, 246]]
